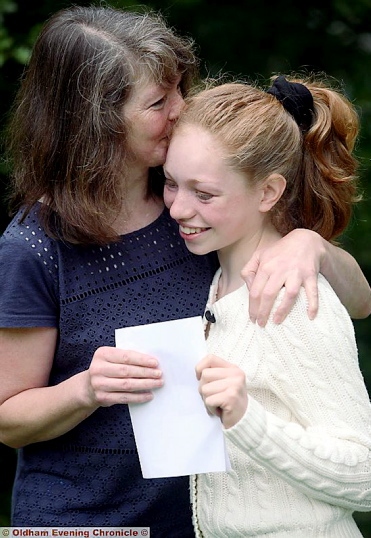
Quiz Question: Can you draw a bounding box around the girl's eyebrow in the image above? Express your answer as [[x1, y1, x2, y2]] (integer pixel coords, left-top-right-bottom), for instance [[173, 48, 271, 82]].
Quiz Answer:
[[163, 167, 172, 179], [164, 172, 221, 193]]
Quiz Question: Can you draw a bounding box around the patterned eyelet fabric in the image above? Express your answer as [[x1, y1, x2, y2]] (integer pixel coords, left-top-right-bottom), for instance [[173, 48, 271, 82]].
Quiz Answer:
[[0, 205, 217, 532]]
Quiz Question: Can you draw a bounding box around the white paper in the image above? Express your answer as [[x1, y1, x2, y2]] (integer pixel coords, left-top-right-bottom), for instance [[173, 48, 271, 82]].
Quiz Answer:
[[115, 316, 229, 478]]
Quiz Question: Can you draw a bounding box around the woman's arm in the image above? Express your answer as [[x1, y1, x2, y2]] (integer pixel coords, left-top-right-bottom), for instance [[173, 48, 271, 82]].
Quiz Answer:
[[320, 239, 371, 318], [242, 228, 371, 326], [0, 326, 95, 448], [0, 327, 163, 448]]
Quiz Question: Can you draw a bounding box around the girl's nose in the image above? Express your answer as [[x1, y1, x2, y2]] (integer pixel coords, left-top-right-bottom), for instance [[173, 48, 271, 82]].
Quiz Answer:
[[169, 191, 193, 221]]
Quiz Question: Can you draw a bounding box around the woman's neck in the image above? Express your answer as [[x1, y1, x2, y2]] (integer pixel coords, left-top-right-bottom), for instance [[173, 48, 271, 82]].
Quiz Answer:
[[112, 168, 164, 235], [112, 196, 164, 235]]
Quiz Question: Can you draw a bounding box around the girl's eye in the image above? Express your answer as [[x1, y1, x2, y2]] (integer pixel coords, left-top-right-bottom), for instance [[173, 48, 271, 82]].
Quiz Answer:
[[196, 191, 213, 201], [164, 179, 177, 190]]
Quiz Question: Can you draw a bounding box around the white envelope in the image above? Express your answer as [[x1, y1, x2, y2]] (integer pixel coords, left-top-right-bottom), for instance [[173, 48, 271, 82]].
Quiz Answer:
[[115, 316, 229, 478]]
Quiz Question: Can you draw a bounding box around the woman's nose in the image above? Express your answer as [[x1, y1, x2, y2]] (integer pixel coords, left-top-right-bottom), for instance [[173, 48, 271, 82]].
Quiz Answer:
[[169, 93, 185, 121]]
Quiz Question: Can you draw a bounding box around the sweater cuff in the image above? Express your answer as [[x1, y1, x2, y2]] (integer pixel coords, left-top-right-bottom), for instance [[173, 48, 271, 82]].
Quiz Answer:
[[224, 396, 267, 451]]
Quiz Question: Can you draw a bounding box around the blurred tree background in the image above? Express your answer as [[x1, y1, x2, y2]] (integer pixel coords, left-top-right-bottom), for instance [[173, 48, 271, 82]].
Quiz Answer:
[[0, 0, 370, 532]]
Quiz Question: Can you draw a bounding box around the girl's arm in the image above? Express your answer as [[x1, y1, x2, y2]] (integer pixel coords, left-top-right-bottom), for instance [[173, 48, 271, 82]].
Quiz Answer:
[[221, 280, 371, 510]]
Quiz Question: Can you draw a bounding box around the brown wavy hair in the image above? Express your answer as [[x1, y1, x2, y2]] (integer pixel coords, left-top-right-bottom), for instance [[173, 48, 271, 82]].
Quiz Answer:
[[175, 76, 360, 242], [5, 5, 199, 244]]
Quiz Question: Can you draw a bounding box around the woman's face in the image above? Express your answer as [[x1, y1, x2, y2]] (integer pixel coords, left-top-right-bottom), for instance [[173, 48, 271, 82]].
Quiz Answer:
[[164, 125, 266, 259], [123, 75, 184, 172]]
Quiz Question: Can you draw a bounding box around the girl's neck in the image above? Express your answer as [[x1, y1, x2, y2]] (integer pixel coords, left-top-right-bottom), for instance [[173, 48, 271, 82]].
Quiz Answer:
[[217, 226, 282, 299]]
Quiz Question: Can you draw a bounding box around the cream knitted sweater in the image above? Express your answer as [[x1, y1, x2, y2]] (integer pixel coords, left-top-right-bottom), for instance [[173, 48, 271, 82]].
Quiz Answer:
[[191, 271, 371, 537]]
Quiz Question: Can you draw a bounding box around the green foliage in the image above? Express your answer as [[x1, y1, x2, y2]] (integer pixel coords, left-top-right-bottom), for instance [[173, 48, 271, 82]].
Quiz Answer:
[[0, 0, 31, 65]]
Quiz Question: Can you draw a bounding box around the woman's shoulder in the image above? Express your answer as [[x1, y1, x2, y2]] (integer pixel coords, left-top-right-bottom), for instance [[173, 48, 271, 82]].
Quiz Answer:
[[1, 204, 59, 264], [2, 203, 49, 241]]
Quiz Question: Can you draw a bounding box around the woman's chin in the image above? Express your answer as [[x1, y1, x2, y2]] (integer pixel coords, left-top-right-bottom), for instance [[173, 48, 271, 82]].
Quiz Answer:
[[149, 149, 168, 168]]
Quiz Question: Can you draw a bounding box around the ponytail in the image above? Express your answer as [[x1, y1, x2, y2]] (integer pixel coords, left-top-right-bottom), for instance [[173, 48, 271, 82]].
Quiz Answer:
[[270, 77, 360, 241]]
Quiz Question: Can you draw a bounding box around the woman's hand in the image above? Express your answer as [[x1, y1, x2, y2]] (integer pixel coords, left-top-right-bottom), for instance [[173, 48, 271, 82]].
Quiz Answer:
[[0, 329, 163, 448], [242, 228, 371, 326], [88, 347, 164, 406], [242, 229, 322, 327], [196, 354, 248, 429]]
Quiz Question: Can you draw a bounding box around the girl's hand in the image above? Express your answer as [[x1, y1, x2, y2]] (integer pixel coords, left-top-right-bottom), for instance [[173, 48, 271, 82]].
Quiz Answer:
[[196, 354, 248, 429]]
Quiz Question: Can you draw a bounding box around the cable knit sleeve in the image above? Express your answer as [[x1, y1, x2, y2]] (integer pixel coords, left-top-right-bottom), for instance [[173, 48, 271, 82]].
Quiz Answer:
[[224, 275, 371, 512]]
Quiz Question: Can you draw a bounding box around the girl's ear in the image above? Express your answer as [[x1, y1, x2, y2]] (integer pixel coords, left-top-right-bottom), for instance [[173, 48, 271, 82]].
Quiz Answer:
[[259, 173, 286, 213]]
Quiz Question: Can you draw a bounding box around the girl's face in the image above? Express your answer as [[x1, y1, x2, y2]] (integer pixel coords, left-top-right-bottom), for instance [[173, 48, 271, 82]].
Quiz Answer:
[[164, 125, 266, 259], [123, 74, 184, 172]]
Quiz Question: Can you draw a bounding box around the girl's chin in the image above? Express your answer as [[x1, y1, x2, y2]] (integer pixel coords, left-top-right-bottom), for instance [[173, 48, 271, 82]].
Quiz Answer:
[[183, 241, 211, 256]]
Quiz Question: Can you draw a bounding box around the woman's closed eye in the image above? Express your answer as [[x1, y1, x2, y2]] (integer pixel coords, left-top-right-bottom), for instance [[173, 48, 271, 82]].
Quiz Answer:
[[151, 96, 167, 109]]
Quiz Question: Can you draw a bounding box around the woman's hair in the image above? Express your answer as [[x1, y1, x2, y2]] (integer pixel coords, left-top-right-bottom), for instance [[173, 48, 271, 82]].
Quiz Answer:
[[176, 76, 360, 241], [5, 5, 199, 244]]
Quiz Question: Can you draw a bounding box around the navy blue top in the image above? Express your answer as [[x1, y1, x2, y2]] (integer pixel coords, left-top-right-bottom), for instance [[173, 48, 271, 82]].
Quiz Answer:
[[0, 204, 217, 534]]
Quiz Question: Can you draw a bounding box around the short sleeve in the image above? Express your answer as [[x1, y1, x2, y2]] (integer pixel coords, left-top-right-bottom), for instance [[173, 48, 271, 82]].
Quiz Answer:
[[0, 233, 59, 327]]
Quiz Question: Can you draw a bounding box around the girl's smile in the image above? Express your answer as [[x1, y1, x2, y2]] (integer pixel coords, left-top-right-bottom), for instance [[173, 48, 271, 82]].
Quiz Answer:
[[164, 125, 269, 265]]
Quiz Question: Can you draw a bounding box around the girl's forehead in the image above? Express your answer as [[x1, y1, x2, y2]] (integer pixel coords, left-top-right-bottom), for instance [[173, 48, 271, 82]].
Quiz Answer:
[[172, 124, 224, 153], [166, 126, 231, 180]]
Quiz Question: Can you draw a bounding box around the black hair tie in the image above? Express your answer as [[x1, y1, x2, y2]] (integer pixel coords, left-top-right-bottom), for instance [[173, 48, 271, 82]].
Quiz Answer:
[[267, 75, 314, 133]]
